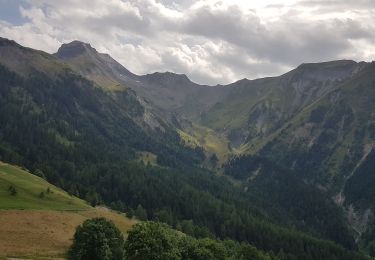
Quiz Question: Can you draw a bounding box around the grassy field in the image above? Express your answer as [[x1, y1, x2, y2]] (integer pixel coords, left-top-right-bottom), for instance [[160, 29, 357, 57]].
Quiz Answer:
[[0, 162, 137, 259], [0, 162, 89, 210]]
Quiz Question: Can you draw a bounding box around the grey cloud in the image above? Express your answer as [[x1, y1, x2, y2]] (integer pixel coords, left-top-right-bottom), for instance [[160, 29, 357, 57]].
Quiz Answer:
[[1, 0, 374, 85], [176, 3, 374, 68], [212, 48, 289, 80], [299, 0, 375, 9]]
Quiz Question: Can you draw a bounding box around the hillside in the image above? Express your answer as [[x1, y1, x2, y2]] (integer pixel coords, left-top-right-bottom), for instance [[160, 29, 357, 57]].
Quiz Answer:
[[0, 36, 204, 180], [253, 63, 375, 241], [0, 162, 137, 259], [54, 40, 234, 164], [0, 162, 89, 210], [55, 41, 231, 123], [200, 60, 367, 146], [55, 41, 135, 91], [257, 62, 375, 194]]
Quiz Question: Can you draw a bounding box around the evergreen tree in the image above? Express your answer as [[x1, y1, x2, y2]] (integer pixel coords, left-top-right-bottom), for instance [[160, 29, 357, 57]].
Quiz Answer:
[[134, 204, 147, 220]]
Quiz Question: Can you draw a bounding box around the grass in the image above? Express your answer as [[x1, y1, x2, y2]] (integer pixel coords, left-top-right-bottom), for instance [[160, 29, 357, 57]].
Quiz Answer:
[[0, 162, 89, 210], [200, 79, 275, 131], [179, 124, 232, 164], [0, 42, 71, 79], [0, 161, 137, 259], [63, 55, 127, 91], [177, 129, 201, 148], [201, 100, 251, 131]]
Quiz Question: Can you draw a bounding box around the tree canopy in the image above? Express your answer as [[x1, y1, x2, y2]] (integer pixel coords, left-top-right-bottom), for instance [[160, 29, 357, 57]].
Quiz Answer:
[[69, 218, 125, 260]]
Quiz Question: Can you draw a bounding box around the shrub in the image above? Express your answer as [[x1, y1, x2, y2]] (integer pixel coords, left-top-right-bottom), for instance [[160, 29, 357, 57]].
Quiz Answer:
[[69, 218, 124, 260], [8, 185, 17, 196], [124, 222, 181, 260]]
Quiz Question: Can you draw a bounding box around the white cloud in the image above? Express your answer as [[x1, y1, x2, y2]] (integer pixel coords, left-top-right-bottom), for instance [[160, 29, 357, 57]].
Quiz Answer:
[[0, 0, 374, 85]]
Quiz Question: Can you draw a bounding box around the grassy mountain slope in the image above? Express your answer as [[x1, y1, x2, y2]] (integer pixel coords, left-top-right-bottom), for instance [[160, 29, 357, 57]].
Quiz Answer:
[[55, 41, 176, 142], [55, 40, 135, 91], [0, 162, 88, 210], [55, 40, 230, 158], [138, 72, 230, 121], [0, 37, 69, 78], [55, 41, 235, 124], [201, 60, 367, 147], [258, 62, 375, 196], [178, 123, 232, 164], [251, 62, 375, 253]]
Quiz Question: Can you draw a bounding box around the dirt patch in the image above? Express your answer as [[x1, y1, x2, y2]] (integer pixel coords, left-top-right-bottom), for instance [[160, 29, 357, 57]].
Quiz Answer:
[[79, 207, 137, 236], [0, 209, 137, 259]]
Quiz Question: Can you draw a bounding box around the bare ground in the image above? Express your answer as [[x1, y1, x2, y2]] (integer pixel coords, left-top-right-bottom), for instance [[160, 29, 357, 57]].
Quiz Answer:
[[0, 208, 137, 259]]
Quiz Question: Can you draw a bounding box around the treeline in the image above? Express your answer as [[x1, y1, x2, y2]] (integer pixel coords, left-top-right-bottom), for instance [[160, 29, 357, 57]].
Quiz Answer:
[[69, 218, 273, 260], [125, 221, 274, 260], [70, 219, 367, 260]]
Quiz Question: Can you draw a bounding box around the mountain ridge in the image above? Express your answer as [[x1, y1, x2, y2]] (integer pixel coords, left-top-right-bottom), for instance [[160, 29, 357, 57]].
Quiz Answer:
[[54, 39, 370, 87]]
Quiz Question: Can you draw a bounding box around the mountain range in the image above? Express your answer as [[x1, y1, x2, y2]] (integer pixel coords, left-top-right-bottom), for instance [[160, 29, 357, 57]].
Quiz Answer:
[[55, 39, 375, 213], [0, 36, 374, 258]]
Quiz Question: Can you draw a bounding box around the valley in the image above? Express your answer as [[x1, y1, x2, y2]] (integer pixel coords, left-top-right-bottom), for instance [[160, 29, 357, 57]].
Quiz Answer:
[[0, 36, 374, 259]]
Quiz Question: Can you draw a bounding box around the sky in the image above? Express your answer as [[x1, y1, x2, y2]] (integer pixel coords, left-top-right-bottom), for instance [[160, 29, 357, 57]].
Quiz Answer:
[[0, 0, 374, 85]]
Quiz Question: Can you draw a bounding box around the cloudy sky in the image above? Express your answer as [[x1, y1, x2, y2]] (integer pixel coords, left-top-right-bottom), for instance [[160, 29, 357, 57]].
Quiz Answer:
[[0, 0, 374, 85]]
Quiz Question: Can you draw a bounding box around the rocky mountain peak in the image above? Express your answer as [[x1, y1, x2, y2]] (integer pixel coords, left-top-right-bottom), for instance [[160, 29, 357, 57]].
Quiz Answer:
[[55, 40, 97, 59]]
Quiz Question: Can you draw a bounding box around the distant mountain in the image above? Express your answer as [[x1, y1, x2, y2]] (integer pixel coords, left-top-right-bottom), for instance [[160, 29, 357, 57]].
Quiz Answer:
[[205, 60, 375, 250], [54, 39, 375, 235], [55, 40, 231, 121], [138, 72, 230, 121], [198, 59, 375, 244], [200, 60, 368, 146], [55, 40, 135, 90], [257, 62, 375, 219], [0, 37, 204, 172]]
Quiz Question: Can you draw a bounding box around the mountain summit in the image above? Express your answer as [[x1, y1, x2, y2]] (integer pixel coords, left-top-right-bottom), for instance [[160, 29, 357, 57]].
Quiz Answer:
[[55, 40, 135, 90], [55, 40, 96, 59]]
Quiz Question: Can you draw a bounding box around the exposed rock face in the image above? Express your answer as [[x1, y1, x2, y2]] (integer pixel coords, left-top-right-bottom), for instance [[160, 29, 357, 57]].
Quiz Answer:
[[55, 40, 93, 59]]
